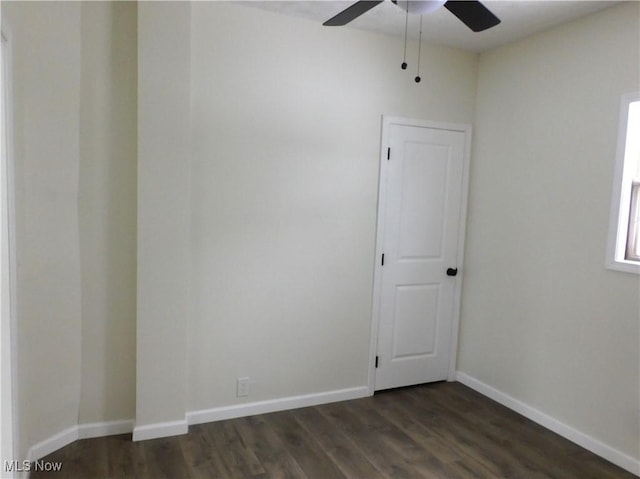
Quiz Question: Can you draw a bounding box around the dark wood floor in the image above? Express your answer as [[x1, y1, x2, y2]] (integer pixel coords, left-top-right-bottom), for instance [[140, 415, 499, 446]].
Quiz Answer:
[[31, 382, 636, 479]]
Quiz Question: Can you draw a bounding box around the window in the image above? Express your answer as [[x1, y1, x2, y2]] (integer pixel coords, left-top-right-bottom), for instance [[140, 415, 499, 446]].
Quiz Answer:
[[607, 93, 640, 273], [626, 182, 640, 262]]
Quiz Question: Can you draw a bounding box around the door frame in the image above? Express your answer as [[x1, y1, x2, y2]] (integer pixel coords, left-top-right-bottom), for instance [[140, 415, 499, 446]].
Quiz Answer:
[[368, 116, 472, 394]]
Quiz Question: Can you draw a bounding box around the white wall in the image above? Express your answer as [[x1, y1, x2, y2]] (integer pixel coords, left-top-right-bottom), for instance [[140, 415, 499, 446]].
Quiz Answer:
[[2, 0, 138, 458], [1, 1, 83, 460], [135, 1, 191, 437], [186, 2, 477, 412], [459, 1, 639, 464], [78, 1, 137, 425]]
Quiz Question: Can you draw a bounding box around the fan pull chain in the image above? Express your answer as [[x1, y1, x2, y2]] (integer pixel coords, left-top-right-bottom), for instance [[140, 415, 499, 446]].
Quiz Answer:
[[401, 7, 409, 70], [415, 15, 423, 83]]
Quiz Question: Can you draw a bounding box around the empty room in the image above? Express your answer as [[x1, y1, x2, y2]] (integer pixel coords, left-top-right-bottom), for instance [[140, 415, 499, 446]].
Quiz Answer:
[[0, 0, 638, 478]]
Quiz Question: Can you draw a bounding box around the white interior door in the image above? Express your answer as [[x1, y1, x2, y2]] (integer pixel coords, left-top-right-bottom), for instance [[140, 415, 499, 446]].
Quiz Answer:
[[373, 118, 469, 391]]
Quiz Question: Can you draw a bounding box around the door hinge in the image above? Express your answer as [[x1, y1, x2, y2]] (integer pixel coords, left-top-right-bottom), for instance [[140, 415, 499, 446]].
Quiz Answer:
[[387, 147, 390, 160], [375, 356, 379, 368], [381, 253, 385, 266]]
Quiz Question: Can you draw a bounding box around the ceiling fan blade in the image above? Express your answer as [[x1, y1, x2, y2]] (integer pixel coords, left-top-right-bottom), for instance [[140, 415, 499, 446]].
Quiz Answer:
[[323, 1, 385, 26], [444, 1, 500, 32]]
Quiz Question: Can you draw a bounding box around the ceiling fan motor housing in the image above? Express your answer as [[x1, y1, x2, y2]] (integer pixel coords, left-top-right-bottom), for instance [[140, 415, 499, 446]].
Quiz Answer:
[[395, 0, 447, 15]]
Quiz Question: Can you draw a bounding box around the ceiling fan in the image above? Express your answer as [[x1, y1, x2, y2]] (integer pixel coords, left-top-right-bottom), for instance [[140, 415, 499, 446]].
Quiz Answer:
[[324, 1, 500, 83], [323, 0, 501, 33]]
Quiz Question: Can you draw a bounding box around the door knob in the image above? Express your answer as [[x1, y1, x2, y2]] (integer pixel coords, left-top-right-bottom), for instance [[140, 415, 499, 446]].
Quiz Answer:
[[446, 268, 458, 277]]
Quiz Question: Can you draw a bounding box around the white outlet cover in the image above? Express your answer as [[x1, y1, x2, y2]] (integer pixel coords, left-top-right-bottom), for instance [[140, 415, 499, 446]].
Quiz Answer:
[[236, 377, 249, 397]]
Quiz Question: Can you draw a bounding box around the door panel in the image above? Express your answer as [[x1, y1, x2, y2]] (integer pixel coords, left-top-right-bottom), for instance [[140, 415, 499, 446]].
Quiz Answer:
[[375, 121, 467, 391], [398, 143, 448, 259], [392, 283, 439, 358]]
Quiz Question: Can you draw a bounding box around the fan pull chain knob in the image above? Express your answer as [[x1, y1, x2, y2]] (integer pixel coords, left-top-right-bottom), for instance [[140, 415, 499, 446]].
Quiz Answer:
[[415, 16, 423, 84], [401, 7, 409, 71]]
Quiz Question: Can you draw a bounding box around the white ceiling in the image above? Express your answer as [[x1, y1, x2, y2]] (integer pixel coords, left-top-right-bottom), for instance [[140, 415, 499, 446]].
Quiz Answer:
[[241, 0, 623, 52]]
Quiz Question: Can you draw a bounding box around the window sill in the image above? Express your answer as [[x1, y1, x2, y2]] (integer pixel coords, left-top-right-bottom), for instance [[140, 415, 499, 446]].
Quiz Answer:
[[606, 259, 640, 274]]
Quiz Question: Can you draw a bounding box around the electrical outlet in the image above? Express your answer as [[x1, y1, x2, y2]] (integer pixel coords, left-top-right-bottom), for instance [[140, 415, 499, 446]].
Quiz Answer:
[[236, 377, 249, 397]]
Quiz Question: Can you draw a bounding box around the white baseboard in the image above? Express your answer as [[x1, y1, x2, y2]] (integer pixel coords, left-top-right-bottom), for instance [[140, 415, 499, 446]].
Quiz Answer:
[[132, 419, 188, 442], [455, 371, 640, 477], [26, 419, 135, 462], [26, 425, 78, 463], [78, 419, 134, 440], [25, 386, 370, 460], [131, 385, 369, 441], [187, 386, 370, 426]]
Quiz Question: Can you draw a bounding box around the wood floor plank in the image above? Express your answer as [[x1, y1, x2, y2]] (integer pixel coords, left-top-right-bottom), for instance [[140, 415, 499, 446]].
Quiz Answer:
[[411, 384, 630, 479], [233, 414, 309, 479], [318, 398, 438, 479], [32, 436, 108, 479], [383, 388, 519, 477], [292, 403, 388, 478], [371, 388, 493, 476], [343, 397, 453, 479], [411, 383, 636, 479], [179, 424, 232, 479], [141, 436, 191, 479], [262, 410, 348, 479], [407, 385, 560, 478], [27, 382, 637, 479], [105, 433, 147, 479], [202, 418, 266, 478]]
